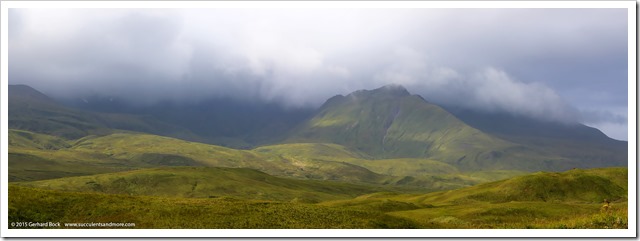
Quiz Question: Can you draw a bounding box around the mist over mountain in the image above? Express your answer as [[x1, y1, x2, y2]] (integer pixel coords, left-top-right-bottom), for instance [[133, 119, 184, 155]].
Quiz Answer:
[[9, 8, 628, 140], [12, 83, 625, 173], [285, 85, 626, 171], [8, 85, 202, 141], [59, 93, 315, 148]]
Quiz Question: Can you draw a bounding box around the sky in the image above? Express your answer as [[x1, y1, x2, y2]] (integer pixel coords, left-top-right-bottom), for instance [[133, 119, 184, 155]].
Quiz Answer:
[[8, 7, 629, 140]]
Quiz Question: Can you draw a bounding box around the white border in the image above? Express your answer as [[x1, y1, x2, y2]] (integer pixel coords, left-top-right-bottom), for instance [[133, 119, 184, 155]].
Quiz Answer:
[[1, 1, 636, 238], [625, 2, 638, 237], [1, 1, 9, 238], [0, 1, 636, 9]]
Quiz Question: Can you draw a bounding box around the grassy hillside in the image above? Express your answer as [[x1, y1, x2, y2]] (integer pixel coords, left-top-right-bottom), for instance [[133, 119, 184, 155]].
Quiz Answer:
[[449, 108, 628, 169], [9, 167, 626, 229], [8, 185, 417, 229], [9, 130, 395, 185], [388, 200, 627, 229], [9, 129, 71, 150], [15, 167, 388, 203], [8, 130, 523, 190], [253, 143, 515, 190], [345, 158, 459, 176], [407, 167, 627, 205], [8, 130, 139, 181], [286, 85, 576, 172], [321, 167, 628, 228]]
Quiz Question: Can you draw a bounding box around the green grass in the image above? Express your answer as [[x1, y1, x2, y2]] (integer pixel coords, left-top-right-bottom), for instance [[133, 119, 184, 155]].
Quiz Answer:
[[9, 130, 392, 185], [414, 167, 628, 205], [5, 130, 547, 192], [253, 143, 528, 190], [8, 152, 133, 182], [9, 185, 418, 229], [8, 129, 71, 150], [15, 166, 389, 203], [10, 130, 487, 191], [320, 167, 628, 229], [345, 158, 459, 176], [387, 201, 627, 228], [8, 167, 628, 229]]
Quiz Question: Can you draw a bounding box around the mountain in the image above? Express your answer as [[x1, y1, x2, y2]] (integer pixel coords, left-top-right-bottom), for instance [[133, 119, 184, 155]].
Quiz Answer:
[[61, 95, 315, 149], [8, 84, 629, 229], [9, 84, 627, 174], [286, 85, 584, 172], [8, 85, 202, 141], [445, 108, 628, 168]]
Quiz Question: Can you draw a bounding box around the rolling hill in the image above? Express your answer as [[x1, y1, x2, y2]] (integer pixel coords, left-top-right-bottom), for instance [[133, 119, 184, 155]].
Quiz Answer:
[[14, 166, 391, 203], [9, 167, 627, 229], [321, 167, 628, 229], [8, 130, 394, 185], [10, 129, 492, 190]]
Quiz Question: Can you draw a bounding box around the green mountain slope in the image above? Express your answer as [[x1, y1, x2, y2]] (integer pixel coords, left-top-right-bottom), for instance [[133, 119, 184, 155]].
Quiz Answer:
[[14, 166, 390, 203], [9, 85, 201, 141], [448, 108, 628, 169], [287, 85, 573, 172], [9, 85, 111, 139]]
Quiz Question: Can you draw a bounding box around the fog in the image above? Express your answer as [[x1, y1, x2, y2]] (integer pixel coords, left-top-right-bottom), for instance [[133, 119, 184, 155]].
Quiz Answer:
[[8, 8, 629, 140]]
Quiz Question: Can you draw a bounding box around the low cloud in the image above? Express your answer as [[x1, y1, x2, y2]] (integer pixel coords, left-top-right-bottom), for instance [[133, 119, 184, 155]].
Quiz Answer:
[[8, 8, 628, 133], [374, 48, 579, 123]]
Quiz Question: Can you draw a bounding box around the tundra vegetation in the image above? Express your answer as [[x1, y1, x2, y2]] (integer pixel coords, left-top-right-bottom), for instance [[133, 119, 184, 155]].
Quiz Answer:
[[7, 85, 628, 229]]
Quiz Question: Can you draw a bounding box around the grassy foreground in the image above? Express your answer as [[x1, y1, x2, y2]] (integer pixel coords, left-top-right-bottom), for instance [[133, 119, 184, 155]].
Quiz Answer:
[[9, 167, 628, 229], [8, 185, 416, 229]]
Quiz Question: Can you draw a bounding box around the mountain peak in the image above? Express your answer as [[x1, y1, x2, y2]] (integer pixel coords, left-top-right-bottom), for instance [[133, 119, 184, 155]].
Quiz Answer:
[[349, 84, 410, 98], [376, 84, 410, 95]]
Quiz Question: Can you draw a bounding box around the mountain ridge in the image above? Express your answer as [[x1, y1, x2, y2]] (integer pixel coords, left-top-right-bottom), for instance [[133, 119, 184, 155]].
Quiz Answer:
[[286, 85, 582, 172], [9, 84, 627, 173]]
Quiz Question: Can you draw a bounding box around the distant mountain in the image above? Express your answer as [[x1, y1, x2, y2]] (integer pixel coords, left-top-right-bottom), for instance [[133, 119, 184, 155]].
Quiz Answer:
[[285, 85, 623, 172], [8, 85, 201, 141], [61, 95, 315, 149], [446, 108, 627, 169]]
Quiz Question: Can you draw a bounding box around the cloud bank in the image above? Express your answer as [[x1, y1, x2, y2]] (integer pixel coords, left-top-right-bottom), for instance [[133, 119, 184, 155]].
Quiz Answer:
[[8, 8, 628, 139]]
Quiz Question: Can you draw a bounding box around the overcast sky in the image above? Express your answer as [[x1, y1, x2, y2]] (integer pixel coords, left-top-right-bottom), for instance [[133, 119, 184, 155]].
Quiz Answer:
[[8, 8, 629, 140]]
